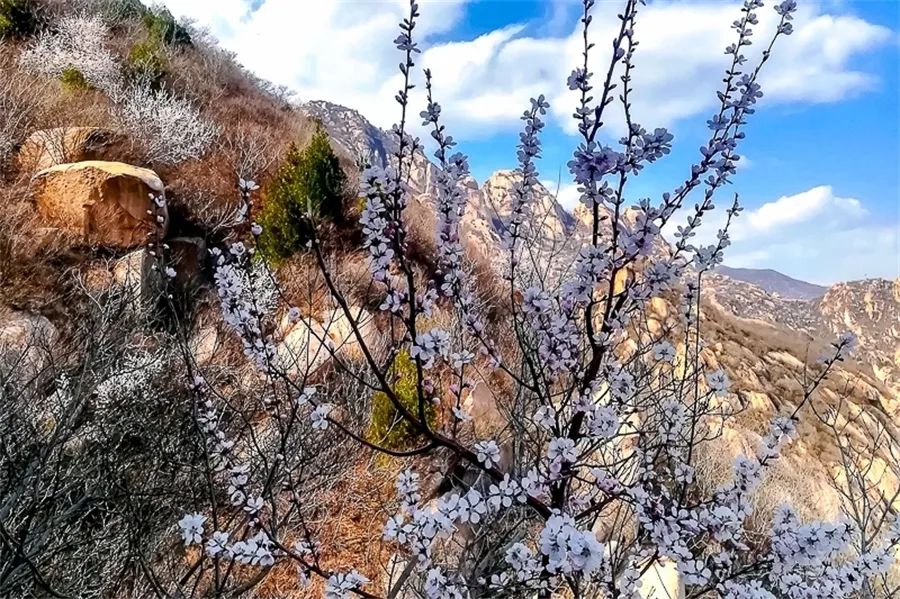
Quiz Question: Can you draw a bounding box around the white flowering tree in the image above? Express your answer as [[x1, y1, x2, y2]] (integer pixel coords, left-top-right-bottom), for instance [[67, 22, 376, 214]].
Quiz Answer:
[[17, 13, 217, 166], [151, 1, 900, 598]]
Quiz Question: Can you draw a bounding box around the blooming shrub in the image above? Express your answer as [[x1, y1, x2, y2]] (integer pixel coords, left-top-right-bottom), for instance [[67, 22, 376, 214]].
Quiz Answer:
[[368, 350, 437, 450], [115, 84, 218, 165], [19, 11, 215, 166], [257, 127, 347, 260], [19, 14, 120, 92]]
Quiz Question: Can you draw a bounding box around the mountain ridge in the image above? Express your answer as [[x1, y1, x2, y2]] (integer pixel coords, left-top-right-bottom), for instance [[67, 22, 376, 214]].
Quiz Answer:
[[717, 265, 828, 299], [302, 98, 900, 404]]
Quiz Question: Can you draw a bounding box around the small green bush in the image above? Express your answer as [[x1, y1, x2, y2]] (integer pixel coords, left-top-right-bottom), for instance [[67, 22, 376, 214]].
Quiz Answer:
[[142, 6, 191, 46], [257, 128, 347, 261], [128, 39, 166, 82], [367, 352, 435, 450], [0, 0, 37, 39], [60, 68, 90, 92], [97, 0, 146, 22]]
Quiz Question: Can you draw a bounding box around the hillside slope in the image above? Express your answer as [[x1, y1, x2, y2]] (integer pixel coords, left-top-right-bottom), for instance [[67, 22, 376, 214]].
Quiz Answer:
[[0, 3, 898, 596]]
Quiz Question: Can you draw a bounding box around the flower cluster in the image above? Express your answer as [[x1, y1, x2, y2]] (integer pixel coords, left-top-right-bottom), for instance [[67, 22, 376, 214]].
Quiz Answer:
[[539, 514, 605, 575], [410, 329, 451, 369], [19, 15, 121, 92], [212, 243, 276, 370], [325, 570, 370, 599], [116, 84, 219, 165]]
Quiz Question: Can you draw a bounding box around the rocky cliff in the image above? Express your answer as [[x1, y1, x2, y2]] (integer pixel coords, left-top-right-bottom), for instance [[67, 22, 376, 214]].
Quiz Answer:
[[304, 98, 900, 521]]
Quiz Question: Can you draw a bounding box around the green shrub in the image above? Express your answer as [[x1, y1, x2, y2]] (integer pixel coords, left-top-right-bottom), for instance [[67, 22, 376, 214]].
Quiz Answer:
[[257, 128, 347, 261], [60, 68, 90, 92], [0, 0, 37, 39], [128, 39, 166, 82], [96, 0, 146, 22], [367, 352, 435, 450], [142, 6, 191, 46]]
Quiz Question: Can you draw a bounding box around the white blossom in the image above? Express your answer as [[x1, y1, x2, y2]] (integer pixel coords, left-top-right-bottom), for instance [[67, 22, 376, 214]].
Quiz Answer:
[[311, 404, 333, 430], [178, 513, 205, 546], [325, 570, 370, 599], [474, 440, 501, 468]]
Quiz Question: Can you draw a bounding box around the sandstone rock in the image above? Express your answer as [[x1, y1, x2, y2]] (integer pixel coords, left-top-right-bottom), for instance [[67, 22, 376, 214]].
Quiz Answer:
[[599, 541, 684, 599], [276, 305, 377, 377], [462, 378, 506, 437], [0, 310, 57, 382], [637, 558, 684, 599], [31, 161, 167, 248], [191, 325, 228, 366], [765, 350, 805, 370], [18, 127, 133, 173], [112, 249, 152, 303]]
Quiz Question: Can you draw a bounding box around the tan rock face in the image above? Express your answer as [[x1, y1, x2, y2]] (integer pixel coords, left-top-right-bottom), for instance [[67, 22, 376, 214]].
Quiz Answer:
[[276, 305, 378, 378], [30, 161, 167, 248], [18, 128, 133, 173], [0, 310, 57, 382]]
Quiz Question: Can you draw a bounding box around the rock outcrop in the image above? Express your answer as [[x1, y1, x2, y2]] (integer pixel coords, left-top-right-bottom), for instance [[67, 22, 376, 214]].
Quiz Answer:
[[0, 310, 57, 382], [18, 127, 133, 173], [30, 161, 167, 248], [276, 305, 378, 377], [705, 273, 900, 400]]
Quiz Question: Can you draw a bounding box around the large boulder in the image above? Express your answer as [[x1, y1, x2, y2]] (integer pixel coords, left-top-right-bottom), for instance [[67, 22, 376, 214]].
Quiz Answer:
[[17, 127, 133, 173], [84, 237, 207, 307], [30, 161, 167, 248], [0, 310, 58, 383], [276, 305, 377, 378]]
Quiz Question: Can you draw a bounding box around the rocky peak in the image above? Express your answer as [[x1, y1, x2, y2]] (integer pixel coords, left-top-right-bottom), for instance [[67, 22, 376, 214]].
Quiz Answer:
[[816, 278, 900, 391], [480, 170, 574, 235], [300, 100, 393, 169], [705, 273, 900, 398]]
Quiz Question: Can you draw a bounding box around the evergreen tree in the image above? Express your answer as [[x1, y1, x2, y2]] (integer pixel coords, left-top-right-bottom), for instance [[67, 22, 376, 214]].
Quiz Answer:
[[258, 127, 346, 261]]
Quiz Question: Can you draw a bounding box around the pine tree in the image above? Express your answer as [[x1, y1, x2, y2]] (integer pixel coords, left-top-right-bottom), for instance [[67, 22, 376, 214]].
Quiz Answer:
[[258, 127, 346, 261]]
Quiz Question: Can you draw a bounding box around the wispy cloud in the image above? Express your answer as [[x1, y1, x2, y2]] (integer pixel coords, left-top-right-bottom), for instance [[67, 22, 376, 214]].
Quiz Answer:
[[161, 0, 891, 140]]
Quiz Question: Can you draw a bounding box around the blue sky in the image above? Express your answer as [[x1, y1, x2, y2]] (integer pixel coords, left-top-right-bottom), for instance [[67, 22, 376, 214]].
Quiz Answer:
[[160, 0, 899, 284]]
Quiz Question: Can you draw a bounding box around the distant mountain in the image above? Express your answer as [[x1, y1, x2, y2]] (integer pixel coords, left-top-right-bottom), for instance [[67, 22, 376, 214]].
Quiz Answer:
[[717, 266, 827, 299]]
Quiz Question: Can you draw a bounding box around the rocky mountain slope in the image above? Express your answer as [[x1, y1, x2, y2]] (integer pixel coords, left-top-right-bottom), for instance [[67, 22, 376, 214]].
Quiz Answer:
[[305, 99, 900, 512], [717, 266, 828, 299], [302, 100, 899, 410], [703, 274, 900, 397], [0, 3, 897, 594]]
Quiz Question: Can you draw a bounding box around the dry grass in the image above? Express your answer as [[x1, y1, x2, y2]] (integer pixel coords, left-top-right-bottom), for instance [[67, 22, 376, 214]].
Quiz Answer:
[[253, 458, 401, 598]]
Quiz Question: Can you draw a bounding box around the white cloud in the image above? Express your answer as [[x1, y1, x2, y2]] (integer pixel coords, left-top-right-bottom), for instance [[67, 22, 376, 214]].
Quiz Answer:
[[158, 0, 891, 139], [726, 224, 898, 285], [160, 0, 468, 130], [670, 185, 898, 284], [737, 185, 866, 238]]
